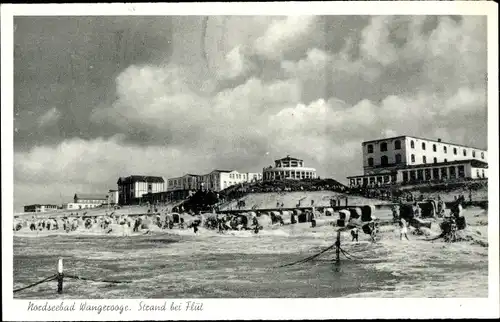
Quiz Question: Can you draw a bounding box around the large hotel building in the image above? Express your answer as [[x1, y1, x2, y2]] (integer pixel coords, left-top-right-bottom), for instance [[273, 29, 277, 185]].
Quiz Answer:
[[347, 135, 488, 187]]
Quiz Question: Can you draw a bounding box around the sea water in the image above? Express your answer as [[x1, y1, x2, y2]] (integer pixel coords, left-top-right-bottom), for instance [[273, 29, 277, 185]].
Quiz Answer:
[[13, 208, 488, 298]]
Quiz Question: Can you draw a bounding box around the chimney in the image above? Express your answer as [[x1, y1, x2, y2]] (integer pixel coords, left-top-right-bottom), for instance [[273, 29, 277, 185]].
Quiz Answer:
[[438, 138, 442, 142]]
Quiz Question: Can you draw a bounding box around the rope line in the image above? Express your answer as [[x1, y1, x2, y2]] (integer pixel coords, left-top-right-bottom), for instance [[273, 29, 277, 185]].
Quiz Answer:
[[64, 274, 131, 284], [277, 244, 336, 268], [340, 247, 364, 260], [13, 274, 57, 293]]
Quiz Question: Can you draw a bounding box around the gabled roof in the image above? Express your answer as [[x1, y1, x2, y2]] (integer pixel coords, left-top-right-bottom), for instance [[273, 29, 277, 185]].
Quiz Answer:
[[117, 175, 165, 185], [74, 193, 107, 200]]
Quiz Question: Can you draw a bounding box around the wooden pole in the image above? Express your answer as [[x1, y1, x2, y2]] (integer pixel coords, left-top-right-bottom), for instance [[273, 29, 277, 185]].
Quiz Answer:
[[57, 258, 64, 294], [335, 230, 341, 266]]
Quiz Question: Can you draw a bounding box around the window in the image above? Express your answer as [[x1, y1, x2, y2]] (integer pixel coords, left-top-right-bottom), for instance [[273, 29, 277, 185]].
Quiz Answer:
[[425, 169, 431, 180], [444, 158, 448, 162], [381, 155, 388, 166], [482, 169, 485, 178], [444, 146, 447, 153], [433, 144, 437, 152], [433, 168, 439, 179], [422, 142, 426, 150], [472, 150, 476, 157], [458, 166, 465, 178], [395, 154, 402, 164], [453, 148, 457, 155], [394, 140, 401, 150], [449, 167, 456, 178], [367, 144, 373, 153], [463, 149, 467, 156], [481, 152, 484, 159], [423, 156, 427, 164], [402, 171, 409, 182], [410, 140, 415, 149], [380, 142, 388, 152], [368, 157, 374, 166], [411, 154, 415, 163]]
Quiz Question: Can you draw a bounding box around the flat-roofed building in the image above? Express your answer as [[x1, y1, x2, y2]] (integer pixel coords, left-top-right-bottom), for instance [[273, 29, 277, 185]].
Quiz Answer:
[[347, 135, 488, 187], [263, 156, 317, 181], [23, 204, 58, 213]]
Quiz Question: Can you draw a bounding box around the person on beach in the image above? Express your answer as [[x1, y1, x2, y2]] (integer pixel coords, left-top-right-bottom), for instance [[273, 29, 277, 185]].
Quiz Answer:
[[399, 218, 409, 241], [192, 220, 200, 234], [391, 204, 400, 223], [412, 202, 421, 218], [310, 211, 316, 228], [351, 227, 359, 242]]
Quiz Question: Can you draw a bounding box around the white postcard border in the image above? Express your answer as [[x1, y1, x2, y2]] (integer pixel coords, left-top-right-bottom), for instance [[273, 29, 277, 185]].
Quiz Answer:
[[2, 2, 499, 320]]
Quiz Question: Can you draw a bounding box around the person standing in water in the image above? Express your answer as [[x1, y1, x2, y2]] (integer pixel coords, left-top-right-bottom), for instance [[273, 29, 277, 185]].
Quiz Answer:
[[399, 218, 409, 241]]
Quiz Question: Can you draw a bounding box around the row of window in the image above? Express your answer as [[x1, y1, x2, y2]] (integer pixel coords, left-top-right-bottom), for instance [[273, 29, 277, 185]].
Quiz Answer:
[[229, 173, 246, 179], [367, 141, 485, 159], [367, 141, 401, 153], [402, 166, 467, 181], [367, 154, 451, 166], [367, 154, 402, 166]]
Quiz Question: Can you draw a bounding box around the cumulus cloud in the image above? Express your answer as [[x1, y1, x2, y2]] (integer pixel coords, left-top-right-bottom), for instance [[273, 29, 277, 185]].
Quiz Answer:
[[253, 16, 320, 61], [37, 107, 61, 127], [14, 15, 488, 210]]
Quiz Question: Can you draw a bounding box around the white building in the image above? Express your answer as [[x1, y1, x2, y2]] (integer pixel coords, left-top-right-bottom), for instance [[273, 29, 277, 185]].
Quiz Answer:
[[64, 202, 101, 210], [107, 189, 119, 205], [117, 175, 167, 205], [262, 156, 317, 181], [23, 204, 58, 213], [197, 170, 262, 192], [347, 135, 488, 187]]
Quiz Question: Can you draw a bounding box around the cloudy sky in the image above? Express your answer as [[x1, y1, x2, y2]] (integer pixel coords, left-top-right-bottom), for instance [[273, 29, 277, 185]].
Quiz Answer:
[[13, 15, 487, 211]]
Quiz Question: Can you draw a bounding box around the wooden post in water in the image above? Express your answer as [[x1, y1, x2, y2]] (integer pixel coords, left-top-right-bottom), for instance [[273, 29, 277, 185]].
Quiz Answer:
[[335, 230, 341, 266], [57, 258, 64, 294]]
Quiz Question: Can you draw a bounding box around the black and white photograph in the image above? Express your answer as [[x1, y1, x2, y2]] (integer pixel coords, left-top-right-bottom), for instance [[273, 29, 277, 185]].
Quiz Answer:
[[2, 2, 499, 320]]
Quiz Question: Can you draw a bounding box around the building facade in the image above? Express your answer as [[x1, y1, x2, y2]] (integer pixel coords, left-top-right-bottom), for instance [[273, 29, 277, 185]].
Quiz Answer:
[[166, 170, 263, 196], [347, 135, 488, 187], [117, 175, 167, 205], [23, 204, 58, 213], [167, 174, 200, 192], [107, 189, 119, 205], [263, 156, 317, 181]]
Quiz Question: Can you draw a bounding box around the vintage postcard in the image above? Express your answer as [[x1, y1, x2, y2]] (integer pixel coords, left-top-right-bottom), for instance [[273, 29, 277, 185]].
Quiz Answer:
[[2, 2, 499, 321]]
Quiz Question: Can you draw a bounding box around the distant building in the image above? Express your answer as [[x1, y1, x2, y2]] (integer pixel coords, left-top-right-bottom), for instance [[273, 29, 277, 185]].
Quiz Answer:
[[198, 170, 262, 192], [23, 204, 58, 213], [65, 193, 108, 210], [263, 156, 317, 181], [107, 189, 119, 205], [162, 170, 263, 202], [117, 175, 167, 205], [347, 135, 488, 187]]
